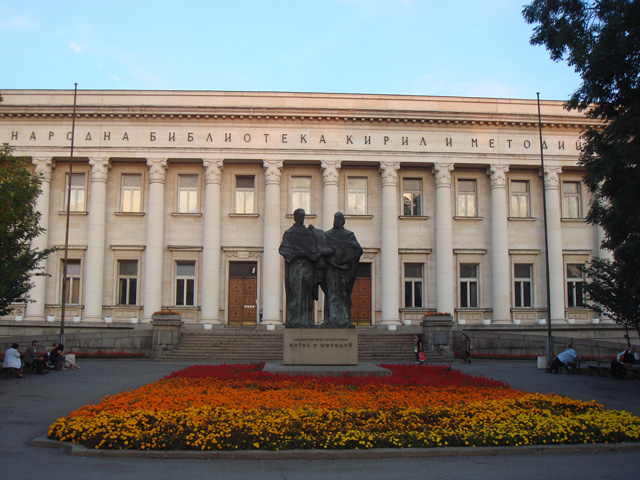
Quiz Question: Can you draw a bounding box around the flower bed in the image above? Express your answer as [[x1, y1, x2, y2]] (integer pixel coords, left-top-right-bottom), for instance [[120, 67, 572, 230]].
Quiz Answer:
[[48, 364, 640, 451]]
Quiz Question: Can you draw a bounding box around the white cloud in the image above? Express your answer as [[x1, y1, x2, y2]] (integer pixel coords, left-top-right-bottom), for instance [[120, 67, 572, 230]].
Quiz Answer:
[[69, 41, 88, 54], [107, 72, 120, 83], [1, 16, 38, 30]]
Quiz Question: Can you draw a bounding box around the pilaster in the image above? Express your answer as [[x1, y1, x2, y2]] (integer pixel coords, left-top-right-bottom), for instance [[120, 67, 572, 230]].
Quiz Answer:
[[433, 163, 455, 315], [488, 164, 510, 323], [542, 166, 565, 321], [262, 160, 283, 324], [201, 158, 223, 324], [379, 161, 400, 324]]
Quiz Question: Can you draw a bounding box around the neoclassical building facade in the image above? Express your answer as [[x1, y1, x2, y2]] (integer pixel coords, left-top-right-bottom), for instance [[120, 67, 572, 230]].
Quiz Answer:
[[0, 90, 605, 327]]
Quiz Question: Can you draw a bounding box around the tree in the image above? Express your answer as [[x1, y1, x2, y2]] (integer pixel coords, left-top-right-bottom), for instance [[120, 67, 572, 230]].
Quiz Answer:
[[0, 143, 54, 316], [523, 0, 640, 337]]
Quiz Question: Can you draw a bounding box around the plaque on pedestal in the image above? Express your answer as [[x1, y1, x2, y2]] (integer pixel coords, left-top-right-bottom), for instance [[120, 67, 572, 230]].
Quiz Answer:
[[284, 329, 358, 365]]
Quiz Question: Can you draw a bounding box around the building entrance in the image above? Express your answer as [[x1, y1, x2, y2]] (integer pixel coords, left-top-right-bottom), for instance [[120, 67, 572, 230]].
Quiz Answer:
[[350, 263, 372, 326], [228, 262, 258, 325]]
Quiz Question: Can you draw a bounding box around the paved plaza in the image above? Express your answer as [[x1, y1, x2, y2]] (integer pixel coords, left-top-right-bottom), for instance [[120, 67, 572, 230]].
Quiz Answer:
[[1, 358, 639, 479]]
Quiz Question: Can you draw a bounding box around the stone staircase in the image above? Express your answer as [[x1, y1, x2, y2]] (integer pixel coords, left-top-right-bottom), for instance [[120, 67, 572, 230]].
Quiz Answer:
[[160, 327, 447, 363]]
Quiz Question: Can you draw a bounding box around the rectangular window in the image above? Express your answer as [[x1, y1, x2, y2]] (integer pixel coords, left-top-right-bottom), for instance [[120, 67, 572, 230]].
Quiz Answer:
[[121, 174, 142, 213], [562, 181, 582, 218], [404, 263, 424, 308], [235, 175, 255, 214], [566, 264, 585, 307], [177, 174, 198, 213], [513, 264, 533, 308], [510, 180, 530, 217], [456, 179, 477, 217], [402, 178, 423, 216], [291, 176, 312, 213], [117, 260, 138, 305], [175, 261, 196, 306], [64, 173, 86, 212], [346, 177, 367, 215], [62, 259, 81, 304], [459, 263, 479, 308]]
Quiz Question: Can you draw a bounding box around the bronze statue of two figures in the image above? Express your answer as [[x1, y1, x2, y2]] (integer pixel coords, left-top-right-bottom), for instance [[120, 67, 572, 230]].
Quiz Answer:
[[279, 210, 363, 328]]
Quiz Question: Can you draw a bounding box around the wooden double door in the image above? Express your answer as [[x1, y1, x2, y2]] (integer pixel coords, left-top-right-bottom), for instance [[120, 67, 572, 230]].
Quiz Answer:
[[228, 262, 258, 325], [350, 263, 372, 326]]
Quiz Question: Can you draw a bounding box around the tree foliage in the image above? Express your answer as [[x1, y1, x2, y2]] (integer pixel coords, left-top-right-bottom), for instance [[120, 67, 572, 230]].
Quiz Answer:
[[0, 143, 54, 316], [523, 0, 640, 334]]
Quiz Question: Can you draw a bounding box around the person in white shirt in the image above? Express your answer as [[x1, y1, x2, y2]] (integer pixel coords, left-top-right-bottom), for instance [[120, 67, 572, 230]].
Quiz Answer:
[[2, 343, 24, 378], [546, 344, 578, 374], [610, 345, 639, 379]]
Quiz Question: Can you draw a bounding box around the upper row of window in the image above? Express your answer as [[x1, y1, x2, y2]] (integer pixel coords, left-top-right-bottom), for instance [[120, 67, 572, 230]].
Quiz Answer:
[[63, 173, 584, 219]]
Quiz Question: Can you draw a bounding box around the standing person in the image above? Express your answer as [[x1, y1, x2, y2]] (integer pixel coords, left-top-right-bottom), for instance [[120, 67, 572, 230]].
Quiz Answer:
[[279, 208, 322, 328], [315, 212, 363, 328], [413, 334, 425, 365], [546, 343, 578, 374], [461, 333, 472, 364], [2, 343, 24, 378], [610, 345, 639, 379]]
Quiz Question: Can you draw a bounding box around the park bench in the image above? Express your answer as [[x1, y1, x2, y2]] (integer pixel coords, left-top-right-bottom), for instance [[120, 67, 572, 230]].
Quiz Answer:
[[559, 357, 582, 374], [587, 361, 610, 377]]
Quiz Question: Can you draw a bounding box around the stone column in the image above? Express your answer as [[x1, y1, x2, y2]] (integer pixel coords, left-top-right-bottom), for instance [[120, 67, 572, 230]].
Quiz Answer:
[[321, 160, 341, 229], [201, 158, 223, 324], [261, 160, 283, 324], [543, 166, 565, 321], [25, 157, 53, 321], [83, 157, 110, 322], [488, 164, 511, 323], [143, 158, 168, 322], [380, 161, 401, 325], [433, 163, 455, 315]]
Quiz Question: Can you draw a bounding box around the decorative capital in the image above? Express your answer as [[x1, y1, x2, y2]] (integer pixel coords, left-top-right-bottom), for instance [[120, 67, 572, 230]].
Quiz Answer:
[[147, 158, 168, 183], [379, 161, 400, 186], [263, 160, 283, 185], [487, 164, 509, 188], [541, 166, 562, 190], [203, 158, 224, 184], [321, 160, 341, 186], [432, 163, 454, 188], [32, 157, 53, 182], [89, 157, 111, 182]]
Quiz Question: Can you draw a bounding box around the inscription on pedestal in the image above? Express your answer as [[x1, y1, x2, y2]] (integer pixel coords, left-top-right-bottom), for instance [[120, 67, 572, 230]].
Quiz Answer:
[[284, 329, 358, 365]]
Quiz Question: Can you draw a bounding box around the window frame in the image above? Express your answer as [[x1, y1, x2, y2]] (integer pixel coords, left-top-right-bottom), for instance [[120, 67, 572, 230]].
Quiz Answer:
[[403, 263, 424, 308], [509, 180, 531, 218], [64, 172, 86, 212], [346, 176, 368, 215], [513, 263, 533, 308], [459, 263, 479, 308], [61, 259, 82, 304], [175, 260, 196, 307], [117, 260, 138, 306], [177, 174, 199, 214], [234, 175, 256, 214], [562, 181, 582, 219], [566, 263, 585, 307], [290, 175, 313, 214], [456, 179, 478, 217], [402, 177, 423, 216], [120, 173, 143, 213]]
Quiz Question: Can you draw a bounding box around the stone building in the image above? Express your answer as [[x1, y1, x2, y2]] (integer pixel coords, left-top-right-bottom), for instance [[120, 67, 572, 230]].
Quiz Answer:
[[0, 90, 605, 328]]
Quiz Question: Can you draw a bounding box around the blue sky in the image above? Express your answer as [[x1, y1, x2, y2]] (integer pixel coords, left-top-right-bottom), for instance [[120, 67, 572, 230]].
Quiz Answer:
[[1, 0, 580, 101]]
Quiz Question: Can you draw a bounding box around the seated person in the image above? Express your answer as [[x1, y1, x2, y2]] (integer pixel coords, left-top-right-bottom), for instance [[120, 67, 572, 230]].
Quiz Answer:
[[610, 345, 639, 379], [49, 342, 80, 370], [23, 340, 49, 375], [546, 344, 578, 374], [2, 343, 24, 378]]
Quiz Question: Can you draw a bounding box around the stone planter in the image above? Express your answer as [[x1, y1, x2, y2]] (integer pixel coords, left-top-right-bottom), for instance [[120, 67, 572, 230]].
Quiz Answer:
[[104, 316, 113, 323], [512, 318, 521, 325], [14, 315, 23, 322], [151, 314, 183, 359], [72, 315, 81, 323], [591, 318, 600, 324], [421, 314, 455, 360], [537, 318, 546, 325], [482, 318, 492, 326], [203, 323, 213, 330], [567, 318, 575, 324], [458, 318, 466, 325], [46, 315, 56, 322], [402, 320, 412, 326], [130, 317, 139, 324]]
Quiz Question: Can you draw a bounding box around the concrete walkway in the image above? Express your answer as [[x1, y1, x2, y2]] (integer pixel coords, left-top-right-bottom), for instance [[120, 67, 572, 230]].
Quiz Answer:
[[1, 359, 639, 479]]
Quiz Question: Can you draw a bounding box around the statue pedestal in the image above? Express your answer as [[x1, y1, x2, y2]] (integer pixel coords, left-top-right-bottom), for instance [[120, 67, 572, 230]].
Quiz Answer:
[[284, 328, 358, 365]]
